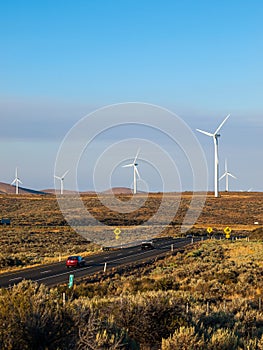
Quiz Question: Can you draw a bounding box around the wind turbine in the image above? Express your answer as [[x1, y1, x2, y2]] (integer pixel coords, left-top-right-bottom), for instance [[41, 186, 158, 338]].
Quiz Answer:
[[219, 159, 237, 192], [11, 167, 22, 194], [54, 170, 69, 195], [196, 114, 230, 198], [122, 149, 140, 194]]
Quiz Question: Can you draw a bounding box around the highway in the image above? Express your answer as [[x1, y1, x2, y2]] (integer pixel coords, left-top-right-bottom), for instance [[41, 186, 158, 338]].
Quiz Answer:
[[0, 236, 205, 288]]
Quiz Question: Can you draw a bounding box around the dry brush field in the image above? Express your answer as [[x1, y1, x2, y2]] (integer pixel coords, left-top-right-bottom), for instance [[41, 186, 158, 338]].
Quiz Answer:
[[2, 239, 263, 349], [0, 191, 262, 269], [0, 192, 263, 349]]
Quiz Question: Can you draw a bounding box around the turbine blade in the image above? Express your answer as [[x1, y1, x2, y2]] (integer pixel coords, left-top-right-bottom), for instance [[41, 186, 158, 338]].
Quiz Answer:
[[18, 179, 22, 184], [54, 175, 61, 180], [62, 170, 69, 179], [134, 148, 140, 164], [11, 179, 16, 185], [135, 166, 140, 179], [196, 129, 213, 137], [122, 163, 133, 168], [228, 173, 237, 179], [214, 114, 230, 135], [225, 159, 227, 172], [219, 173, 226, 181]]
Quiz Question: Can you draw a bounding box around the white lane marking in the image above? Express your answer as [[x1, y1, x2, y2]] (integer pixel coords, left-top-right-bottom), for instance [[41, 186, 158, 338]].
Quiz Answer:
[[9, 277, 22, 282], [40, 270, 52, 274], [35, 266, 94, 282]]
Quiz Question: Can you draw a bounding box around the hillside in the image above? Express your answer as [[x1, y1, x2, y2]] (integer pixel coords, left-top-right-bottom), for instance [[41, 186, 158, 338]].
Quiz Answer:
[[0, 182, 47, 195]]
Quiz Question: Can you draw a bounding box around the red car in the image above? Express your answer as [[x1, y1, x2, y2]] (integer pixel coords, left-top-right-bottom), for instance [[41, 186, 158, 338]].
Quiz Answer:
[[66, 256, 85, 268]]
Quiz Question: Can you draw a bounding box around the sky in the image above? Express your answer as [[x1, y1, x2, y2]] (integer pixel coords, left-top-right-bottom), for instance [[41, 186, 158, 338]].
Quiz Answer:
[[0, 0, 262, 192]]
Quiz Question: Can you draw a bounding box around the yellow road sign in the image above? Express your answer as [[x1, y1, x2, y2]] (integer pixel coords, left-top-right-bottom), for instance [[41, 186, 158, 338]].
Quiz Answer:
[[207, 227, 213, 234], [114, 228, 121, 236], [224, 226, 232, 235], [114, 228, 121, 239]]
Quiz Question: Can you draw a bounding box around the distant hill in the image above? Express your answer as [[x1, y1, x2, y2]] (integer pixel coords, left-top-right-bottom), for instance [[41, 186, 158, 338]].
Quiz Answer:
[[43, 187, 134, 195], [0, 184, 144, 195], [42, 189, 77, 195], [102, 187, 134, 194], [0, 182, 47, 195]]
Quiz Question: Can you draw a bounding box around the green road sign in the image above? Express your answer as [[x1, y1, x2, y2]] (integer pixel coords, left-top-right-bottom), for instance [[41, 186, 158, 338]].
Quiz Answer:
[[68, 274, 74, 288]]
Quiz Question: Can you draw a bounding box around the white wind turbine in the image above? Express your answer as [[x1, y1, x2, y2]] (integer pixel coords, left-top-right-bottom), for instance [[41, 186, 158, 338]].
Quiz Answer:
[[11, 167, 22, 194], [54, 170, 69, 195], [196, 114, 230, 198], [122, 149, 141, 194], [219, 159, 237, 192]]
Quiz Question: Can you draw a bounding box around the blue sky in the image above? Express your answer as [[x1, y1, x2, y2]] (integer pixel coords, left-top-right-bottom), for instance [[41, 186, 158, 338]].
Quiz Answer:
[[0, 0, 262, 191]]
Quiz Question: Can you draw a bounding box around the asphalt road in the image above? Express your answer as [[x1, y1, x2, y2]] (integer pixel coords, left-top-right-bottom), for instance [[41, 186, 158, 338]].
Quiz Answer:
[[0, 236, 205, 288]]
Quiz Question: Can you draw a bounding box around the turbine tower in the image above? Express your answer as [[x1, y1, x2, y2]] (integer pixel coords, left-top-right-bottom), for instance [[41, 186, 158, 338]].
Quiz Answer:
[[11, 167, 22, 194], [122, 149, 140, 194], [54, 170, 69, 195], [196, 114, 230, 198], [219, 159, 237, 192]]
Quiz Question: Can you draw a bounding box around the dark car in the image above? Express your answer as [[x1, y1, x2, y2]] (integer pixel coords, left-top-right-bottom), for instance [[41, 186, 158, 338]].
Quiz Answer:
[[66, 256, 85, 268], [141, 241, 155, 250]]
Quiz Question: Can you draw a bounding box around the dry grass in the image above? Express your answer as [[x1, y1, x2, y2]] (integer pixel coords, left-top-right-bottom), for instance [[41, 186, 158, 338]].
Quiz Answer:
[[0, 191, 261, 270]]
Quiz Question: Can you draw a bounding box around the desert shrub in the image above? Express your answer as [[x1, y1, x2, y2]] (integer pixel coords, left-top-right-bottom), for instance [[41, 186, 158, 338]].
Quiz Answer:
[[161, 326, 205, 350], [206, 328, 239, 350], [104, 291, 188, 348], [0, 255, 25, 268], [0, 280, 76, 350], [76, 308, 138, 350], [258, 334, 263, 350], [198, 311, 235, 331], [0, 281, 137, 350], [234, 308, 263, 339], [154, 276, 180, 291]]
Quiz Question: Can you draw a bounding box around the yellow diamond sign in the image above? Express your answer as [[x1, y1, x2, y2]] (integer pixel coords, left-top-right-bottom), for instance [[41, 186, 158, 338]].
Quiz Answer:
[[224, 226, 232, 235], [207, 227, 213, 234], [114, 228, 121, 239]]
